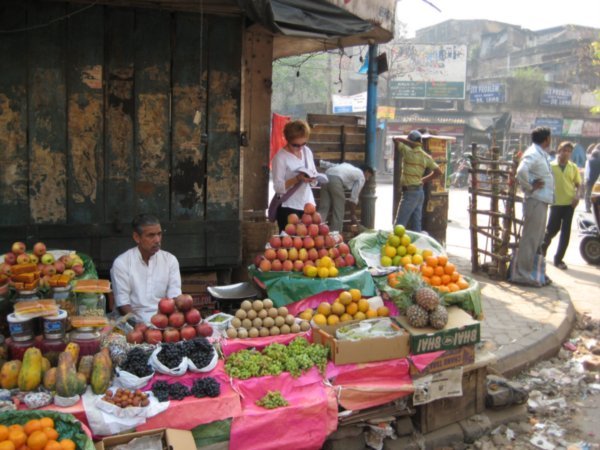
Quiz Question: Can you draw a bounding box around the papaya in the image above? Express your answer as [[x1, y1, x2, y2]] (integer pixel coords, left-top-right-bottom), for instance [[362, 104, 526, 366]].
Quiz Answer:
[[77, 355, 94, 383], [1, 360, 22, 389], [65, 342, 80, 364], [76, 372, 87, 395], [43, 351, 60, 367], [90, 348, 112, 395], [18, 347, 43, 391], [43, 367, 57, 391], [41, 357, 51, 375], [55, 351, 80, 397]]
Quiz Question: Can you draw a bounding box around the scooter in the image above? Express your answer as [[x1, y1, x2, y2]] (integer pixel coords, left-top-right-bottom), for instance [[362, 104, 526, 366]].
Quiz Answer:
[[577, 194, 600, 265]]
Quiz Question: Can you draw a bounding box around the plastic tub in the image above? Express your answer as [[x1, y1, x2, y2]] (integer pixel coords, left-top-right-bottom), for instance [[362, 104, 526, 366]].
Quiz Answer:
[[43, 309, 67, 339], [8, 313, 35, 340]]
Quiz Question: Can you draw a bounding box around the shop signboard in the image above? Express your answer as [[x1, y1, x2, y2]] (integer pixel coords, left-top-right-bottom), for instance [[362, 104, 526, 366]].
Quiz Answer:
[[582, 120, 600, 137], [541, 87, 572, 106], [534, 117, 563, 136], [469, 83, 505, 104], [562, 119, 584, 136], [377, 106, 396, 120], [389, 44, 467, 99], [510, 112, 536, 134], [332, 91, 367, 113]]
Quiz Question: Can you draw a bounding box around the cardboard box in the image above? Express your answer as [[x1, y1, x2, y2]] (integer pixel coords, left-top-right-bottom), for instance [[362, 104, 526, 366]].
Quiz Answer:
[[409, 345, 475, 377], [312, 320, 410, 365], [182, 271, 218, 294], [95, 428, 195, 450], [395, 306, 480, 355]]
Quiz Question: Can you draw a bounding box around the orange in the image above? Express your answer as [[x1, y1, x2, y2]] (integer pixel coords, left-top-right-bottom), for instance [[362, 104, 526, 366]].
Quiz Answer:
[[0, 424, 9, 441], [38, 420, 53, 430], [357, 299, 369, 313], [404, 263, 418, 272], [451, 272, 460, 282], [421, 276, 431, 285], [448, 283, 460, 292], [349, 288, 362, 302], [421, 265, 434, 278], [457, 278, 469, 290], [444, 263, 456, 275], [327, 314, 340, 325], [0, 441, 16, 450], [44, 442, 62, 450], [8, 430, 27, 448], [441, 274, 451, 285], [437, 255, 448, 266], [437, 285, 450, 293], [377, 306, 390, 317], [433, 266, 445, 277], [366, 309, 378, 318], [425, 256, 438, 267], [24, 421, 42, 436], [331, 302, 345, 316], [313, 314, 327, 326], [42, 429, 58, 442], [316, 302, 331, 317], [430, 275, 442, 286], [59, 441, 75, 450], [345, 302, 358, 316], [338, 291, 353, 305], [353, 311, 366, 321], [26, 431, 48, 450], [8, 426, 23, 434]]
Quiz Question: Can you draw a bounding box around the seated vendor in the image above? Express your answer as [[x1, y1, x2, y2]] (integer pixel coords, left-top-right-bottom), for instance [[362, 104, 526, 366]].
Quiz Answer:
[[110, 214, 182, 323]]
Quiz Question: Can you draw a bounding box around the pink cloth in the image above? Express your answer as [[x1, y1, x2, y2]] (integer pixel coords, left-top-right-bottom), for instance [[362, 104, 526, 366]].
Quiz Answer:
[[270, 113, 291, 165]]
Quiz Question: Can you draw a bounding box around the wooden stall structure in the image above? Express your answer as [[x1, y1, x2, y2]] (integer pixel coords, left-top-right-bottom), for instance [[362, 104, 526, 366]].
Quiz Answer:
[[468, 144, 523, 279]]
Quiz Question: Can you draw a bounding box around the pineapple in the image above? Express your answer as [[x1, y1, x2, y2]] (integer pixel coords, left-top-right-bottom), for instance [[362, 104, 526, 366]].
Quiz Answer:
[[429, 305, 449, 330], [414, 287, 440, 311], [406, 304, 429, 328], [392, 270, 425, 310]]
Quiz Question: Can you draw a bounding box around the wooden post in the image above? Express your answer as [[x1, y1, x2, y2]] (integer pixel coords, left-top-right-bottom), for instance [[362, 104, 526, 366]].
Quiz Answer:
[[490, 146, 501, 275], [469, 143, 479, 273]]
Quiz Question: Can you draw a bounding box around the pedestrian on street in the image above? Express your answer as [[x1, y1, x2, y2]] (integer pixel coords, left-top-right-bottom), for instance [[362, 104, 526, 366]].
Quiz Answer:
[[541, 142, 582, 270], [512, 126, 554, 287], [318, 162, 374, 232], [392, 130, 442, 231], [584, 144, 600, 213]]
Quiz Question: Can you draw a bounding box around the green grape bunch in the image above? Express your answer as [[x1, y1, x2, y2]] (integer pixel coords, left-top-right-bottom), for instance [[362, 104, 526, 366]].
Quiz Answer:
[[256, 390, 289, 409]]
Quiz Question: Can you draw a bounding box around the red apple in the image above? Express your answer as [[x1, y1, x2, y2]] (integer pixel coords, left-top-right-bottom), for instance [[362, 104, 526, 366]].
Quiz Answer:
[[319, 224, 330, 236], [314, 235, 325, 249], [328, 247, 340, 259], [288, 248, 298, 261], [293, 260, 304, 272], [296, 224, 307, 237], [308, 224, 319, 237], [301, 214, 313, 226], [293, 237, 303, 250], [72, 264, 84, 276], [318, 248, 329, 259], [281, 235, 293, 248], [264, 248, 277, 261], [271, 259, 283, 271], [33, 242, 46, 257], [181, 325, 197, 340], [298, 248, 308, 262], [304, 203, 316, 215], [304, 260, 315, 268], [16, 253, 30, 264], [151, 313, 169, 329], [158, 297, 176, 315], [175, 294, 194, 312], [325, 235, 336, 248], [254, 254, 264, 267], [259, 259, 272, 272], [134, 322, 148, 334], [282, 260, 294, 272], [338, 243, 350, 256], [344, 254, 355, 266], [287, 213, 300, 225], [276, 248, 288, 261], [145, 328, 163, 344], [269, 236, 282, 249], [284, 224, 296, 236], [127, 330, 144, 344], [185, 308, 202, 325], [42, 264, 56, 277], [53, 261, 65, 274], [308, 248, 319, 261], [303, 236, 315, 249], [3, 253, 16, 265], [312, 212, 322, 225], [11, 242, 26, 255], [163, 328, 181, 343], [59, 255, 70, 265], [197, 323, 213, 337], [168, 312, 185, 328], [0, 264, 12, 277], [335, 256, 346, 268]]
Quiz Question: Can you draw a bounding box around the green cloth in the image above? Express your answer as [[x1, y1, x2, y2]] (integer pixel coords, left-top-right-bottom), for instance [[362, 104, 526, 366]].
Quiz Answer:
[[396, 142, 438, 186], [551, 160, 581, 205], [249, 266, 376, 307]]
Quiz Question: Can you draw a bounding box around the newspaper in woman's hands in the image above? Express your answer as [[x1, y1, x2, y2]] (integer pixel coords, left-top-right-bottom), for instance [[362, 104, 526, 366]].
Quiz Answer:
[[297, 167, 329, 185]]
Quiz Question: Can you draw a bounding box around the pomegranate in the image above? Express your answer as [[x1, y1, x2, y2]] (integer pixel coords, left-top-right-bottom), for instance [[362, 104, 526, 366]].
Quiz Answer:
[[185, 308, 202, 326], [180, 325, 197, 340], [151, 313, 169, 329], [145, 329, 163, 345], [175, 294, 193, 312], [163, 328, 181, 343], [168, 312, 186, 328]]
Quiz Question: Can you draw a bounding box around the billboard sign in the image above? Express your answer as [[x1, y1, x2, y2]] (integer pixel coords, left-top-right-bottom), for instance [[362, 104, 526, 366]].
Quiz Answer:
[[562, 119, 584, 136], [332, 91, 367, 113], [534, 117, 564, 136], [389, 44, 467, 99], [469, 83, 505, 104], [541, 87, 572, 106]]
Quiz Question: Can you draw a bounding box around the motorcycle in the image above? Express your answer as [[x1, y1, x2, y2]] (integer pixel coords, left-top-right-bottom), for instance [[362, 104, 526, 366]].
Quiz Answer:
[[577, 194, 600, 265], [449, 158, 471, 188]]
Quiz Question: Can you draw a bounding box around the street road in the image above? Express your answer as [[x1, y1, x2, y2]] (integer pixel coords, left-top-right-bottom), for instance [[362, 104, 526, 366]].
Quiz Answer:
[[373, 183, 600, 320]]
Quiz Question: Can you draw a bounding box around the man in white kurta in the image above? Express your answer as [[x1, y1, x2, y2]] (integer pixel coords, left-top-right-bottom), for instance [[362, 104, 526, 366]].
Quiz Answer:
[[111, 214, 182, 323]]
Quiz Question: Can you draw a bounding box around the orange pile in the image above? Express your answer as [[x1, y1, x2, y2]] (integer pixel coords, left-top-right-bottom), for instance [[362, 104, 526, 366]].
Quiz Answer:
[[387, 254, 470, 293], [0, 418, 76, 450]]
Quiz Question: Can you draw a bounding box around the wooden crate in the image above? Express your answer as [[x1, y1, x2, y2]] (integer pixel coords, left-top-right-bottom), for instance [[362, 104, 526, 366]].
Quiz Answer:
[[413, 365, 487, 434]]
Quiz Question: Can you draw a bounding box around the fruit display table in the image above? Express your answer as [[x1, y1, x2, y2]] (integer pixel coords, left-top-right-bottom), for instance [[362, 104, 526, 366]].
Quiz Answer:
[[249, 266, 377, 307]]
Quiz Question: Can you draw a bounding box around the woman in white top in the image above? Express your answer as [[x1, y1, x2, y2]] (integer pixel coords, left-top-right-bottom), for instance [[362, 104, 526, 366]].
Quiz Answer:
[[271, 120, 318, 231]]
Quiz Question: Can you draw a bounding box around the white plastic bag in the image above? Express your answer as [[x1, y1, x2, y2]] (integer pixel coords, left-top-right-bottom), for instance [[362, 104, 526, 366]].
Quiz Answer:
[[95, 396, 149, 419], [149, 345, 188, 376], [114, 367, 155, 390], [54, 394, 80, 407], [187, 350, 218, 373]]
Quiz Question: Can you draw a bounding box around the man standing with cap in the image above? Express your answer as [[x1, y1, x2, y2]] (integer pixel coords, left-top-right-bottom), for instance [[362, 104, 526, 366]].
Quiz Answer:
[[392, 130, 442, 231]]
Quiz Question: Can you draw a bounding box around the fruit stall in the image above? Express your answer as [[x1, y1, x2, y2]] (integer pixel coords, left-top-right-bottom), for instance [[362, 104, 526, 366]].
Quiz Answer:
[[0, 212, 486, 450]]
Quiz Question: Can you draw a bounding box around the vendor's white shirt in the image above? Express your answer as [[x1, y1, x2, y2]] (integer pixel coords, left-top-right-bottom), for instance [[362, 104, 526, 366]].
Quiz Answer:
[[272, 146, 317, 210], [110, 247, 182, 323], [325, 163, 365, 205]]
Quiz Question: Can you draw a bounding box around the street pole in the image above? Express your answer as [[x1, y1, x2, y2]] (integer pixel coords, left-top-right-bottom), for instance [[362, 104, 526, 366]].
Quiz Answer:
[[361, 43, 378, 229]]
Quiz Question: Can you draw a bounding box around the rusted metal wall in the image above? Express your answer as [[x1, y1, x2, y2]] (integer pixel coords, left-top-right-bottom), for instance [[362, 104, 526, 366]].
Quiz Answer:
[[0, 1, 242, 271]]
